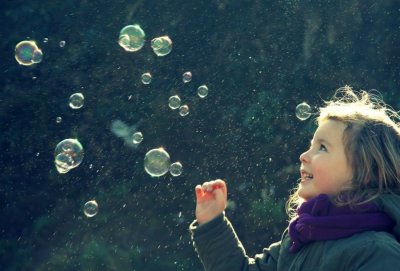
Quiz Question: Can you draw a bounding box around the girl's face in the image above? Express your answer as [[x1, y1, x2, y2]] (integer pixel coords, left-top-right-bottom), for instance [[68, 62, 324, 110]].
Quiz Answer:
[[298, 119, 353, 201]]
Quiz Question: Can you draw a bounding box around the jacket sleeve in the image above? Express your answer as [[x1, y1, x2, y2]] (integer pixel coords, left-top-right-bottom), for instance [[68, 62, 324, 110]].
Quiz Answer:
[[189, 213, 281, 271]]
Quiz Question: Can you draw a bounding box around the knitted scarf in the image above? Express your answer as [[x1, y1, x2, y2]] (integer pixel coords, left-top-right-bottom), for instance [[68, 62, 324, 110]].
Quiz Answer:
[[288, 194, 394, 253]]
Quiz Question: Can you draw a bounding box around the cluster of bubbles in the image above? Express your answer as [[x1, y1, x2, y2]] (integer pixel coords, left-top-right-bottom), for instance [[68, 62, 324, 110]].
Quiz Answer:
[[15, 39, 66, 66], [167, 95, 190, 117], [15, 41, 43, 66], [15, 24, 195, 219], [166, 83, 209, 117], [116, 24, 208, 119], [54, 139, 84, 174], [150, 36, 173, 56], [144, 148, 182, 177], [295, 102, 312, 120], [118, 24, 172, 57]]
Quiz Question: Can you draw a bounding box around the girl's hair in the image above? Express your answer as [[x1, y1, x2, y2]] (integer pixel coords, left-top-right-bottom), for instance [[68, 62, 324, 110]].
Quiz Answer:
[[287, 86, 400, 219]]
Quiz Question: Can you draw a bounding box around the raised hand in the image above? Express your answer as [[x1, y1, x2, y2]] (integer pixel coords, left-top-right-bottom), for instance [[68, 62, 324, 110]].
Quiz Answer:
[[195, 179, 227, 225]]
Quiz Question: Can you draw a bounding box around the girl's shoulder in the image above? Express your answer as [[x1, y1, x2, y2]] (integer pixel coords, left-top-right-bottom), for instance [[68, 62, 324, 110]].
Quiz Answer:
[[323, 231, 400, 269], [277, 231, 400, 271]]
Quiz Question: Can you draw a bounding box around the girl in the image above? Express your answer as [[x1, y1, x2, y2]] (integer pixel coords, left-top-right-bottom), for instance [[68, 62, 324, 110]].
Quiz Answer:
[[190, 86, 400, 271]]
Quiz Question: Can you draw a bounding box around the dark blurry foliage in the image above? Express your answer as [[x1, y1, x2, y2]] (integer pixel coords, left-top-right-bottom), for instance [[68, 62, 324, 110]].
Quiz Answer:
[[0, 0, 399, 270]]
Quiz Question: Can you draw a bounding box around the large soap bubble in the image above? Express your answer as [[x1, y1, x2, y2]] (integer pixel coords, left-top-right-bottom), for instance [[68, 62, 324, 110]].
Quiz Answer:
[[15, 40, 43, 66], [54, 139, 84, 174], [118, 24, 145, 52], [144, 148, 171, 177]]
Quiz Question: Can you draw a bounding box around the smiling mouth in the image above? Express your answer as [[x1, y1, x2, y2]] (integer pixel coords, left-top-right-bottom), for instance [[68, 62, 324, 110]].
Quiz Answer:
[[301, 170, 313, 182]]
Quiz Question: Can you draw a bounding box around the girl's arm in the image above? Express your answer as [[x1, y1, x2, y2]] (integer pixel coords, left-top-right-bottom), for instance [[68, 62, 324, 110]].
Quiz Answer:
[[191, 180, 280, 271]]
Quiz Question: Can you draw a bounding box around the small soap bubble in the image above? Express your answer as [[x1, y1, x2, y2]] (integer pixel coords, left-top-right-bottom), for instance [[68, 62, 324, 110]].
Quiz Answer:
[[197, 85, 209, 98], [69, 93, 84, 109], [141, 72, 152, 84], [151, 36, 172, 56], [118, 24, 145, 52], [182, 72, 192, 83], [56, 116, 62, 123], [132, 131, 143, 144], [43, 38, 49, 43], [179, 105, 189, 117], [169, 162, 183, 176], [15, 40, 43, 66], [168, 95, 181, 110], [83, 200, 98, 217], [59, 41, 66, 47], [295, 102, 312, 120], [144, 148, 171, 177], [54, 138, 84, 174]]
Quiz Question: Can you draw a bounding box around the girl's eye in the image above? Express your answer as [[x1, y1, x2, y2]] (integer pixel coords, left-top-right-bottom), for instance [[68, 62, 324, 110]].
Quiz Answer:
[[319, 144, 327, 152]]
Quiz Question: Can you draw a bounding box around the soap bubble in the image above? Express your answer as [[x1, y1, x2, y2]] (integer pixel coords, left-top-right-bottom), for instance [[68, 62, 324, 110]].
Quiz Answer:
[[59, 41, 66, 47], [132, 131, 143, 144], [141, 72, 152, 84], [179, 105, 189, 117], [169, 162, 183, 176], [15, 40, 43, 66], [295, 102, 312, 120], [144, 148, 171, 177], [182, 72, 192, 83], [118, 24, 145, 52], [54, 139, 84, 174], [197, 85, 209, 98], [69, 93, 84, 109], [56, 117, 62, 123], [151, 36, 172, 56], [83, 200, 98, 217], [168, 95, 181, 110]]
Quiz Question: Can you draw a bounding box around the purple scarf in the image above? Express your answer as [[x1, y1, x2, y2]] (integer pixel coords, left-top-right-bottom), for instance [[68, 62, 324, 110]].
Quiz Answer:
[[288, 194, 394, 253]]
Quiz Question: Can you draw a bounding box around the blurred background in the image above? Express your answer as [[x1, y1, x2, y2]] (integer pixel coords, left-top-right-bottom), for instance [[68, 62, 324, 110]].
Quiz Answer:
[[1, 0, 399, 270]]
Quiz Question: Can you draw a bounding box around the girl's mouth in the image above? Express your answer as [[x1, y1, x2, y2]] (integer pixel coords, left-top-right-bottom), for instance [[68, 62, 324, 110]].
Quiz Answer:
[[301, 170, 313, 182]]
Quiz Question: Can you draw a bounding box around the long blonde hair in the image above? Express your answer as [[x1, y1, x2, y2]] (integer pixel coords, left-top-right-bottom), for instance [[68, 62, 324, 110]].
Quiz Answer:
[[287, 86, 400, 219]]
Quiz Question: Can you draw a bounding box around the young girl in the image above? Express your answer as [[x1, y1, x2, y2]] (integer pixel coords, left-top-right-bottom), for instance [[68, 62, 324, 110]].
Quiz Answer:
[[190, 86, 400, 271]]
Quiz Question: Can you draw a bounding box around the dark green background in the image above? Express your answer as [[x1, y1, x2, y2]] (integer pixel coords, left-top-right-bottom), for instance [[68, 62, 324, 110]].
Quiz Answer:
[[1, 0, 399, 270]]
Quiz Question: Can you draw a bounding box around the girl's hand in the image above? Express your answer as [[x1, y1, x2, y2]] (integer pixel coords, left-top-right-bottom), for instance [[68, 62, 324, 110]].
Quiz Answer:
[[195, 179, 227, 225]]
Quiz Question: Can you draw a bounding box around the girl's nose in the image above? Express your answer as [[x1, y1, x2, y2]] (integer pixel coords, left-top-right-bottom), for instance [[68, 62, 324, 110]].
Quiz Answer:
[[299, 150, 310, 163]]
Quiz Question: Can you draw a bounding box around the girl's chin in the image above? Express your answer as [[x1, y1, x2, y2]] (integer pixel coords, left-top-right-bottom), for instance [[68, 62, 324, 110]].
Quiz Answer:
[[297, 188, 316, 201]]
